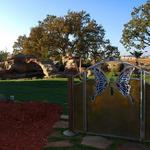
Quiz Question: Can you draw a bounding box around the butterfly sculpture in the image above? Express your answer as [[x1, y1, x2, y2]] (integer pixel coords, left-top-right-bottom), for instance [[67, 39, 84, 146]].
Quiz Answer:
[[91, 66, 135, 104], [91, 67, 108, 99]]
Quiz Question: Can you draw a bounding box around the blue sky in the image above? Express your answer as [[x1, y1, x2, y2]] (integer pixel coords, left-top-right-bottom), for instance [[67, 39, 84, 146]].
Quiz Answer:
[[0, 0, 147, 55]]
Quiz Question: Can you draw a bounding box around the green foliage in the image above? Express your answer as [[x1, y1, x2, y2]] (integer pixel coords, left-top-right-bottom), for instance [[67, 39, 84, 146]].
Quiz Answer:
[[130, 50, 144, 65], [0, 50, 9, 62], [103, 44, 120, 60], [13, 10, 119, 62], [121, 1, 150, 51], [13, 35, 28, 54], [130, 50, 143, 59]]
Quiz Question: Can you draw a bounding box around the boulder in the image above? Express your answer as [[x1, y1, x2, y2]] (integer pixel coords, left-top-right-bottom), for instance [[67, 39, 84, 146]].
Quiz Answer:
[[44, 64, 58, 75], [0, 54, 47, 79]]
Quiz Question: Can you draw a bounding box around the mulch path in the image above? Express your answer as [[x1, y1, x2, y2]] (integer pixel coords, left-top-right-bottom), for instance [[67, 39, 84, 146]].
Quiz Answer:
[[0, 101, 62, 150]]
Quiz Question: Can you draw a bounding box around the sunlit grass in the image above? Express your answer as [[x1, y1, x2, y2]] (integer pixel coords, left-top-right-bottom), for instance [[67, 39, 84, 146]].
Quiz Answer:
[[0, 78, 68, 114]]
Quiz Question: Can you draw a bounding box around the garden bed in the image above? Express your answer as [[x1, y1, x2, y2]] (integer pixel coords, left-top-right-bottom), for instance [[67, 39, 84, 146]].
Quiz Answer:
[[0, 101, 62, 150]]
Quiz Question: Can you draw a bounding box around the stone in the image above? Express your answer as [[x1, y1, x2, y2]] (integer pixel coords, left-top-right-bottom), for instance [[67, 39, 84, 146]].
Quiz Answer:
[[60, 114, 69, 120], [44, 63, 58, 75], [0, 54, 48, 79], [44, 140, 73, 148], [81, 135, 113, 149], [63, 129, 78, 137], [118, 142, 149, 150], [53, 120, 68, 129]]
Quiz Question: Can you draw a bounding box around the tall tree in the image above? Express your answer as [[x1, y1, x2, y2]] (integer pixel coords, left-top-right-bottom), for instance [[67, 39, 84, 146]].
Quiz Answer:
[[39, 15, 71, 59], [130, 50, 144, 65], [23, 26, 49, 59], [0, 50, 9, 62], [13, 10, 118, 62], [13, 35, 27, 54], [104, 45, 120, 60], [121, 1, 150, 51], [64, 10, 108, 60]]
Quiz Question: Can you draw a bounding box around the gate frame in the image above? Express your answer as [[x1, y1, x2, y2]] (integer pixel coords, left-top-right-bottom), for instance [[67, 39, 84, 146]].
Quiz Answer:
[[66, 61, 149, 141]]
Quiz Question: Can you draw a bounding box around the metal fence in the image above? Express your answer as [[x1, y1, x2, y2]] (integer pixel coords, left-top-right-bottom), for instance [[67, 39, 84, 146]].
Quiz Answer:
[[67, 61, 150, 141]]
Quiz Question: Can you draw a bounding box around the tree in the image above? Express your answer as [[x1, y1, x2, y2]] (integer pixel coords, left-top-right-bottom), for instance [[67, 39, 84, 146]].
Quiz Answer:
[[0, 50, 9, 62], [13, 35, 28, 54], [64, 11, 108, 60], [130, 50, 144, 65], [39, 15, 71, 60], [121, 1, 150, 51], [104, 45, 120, 60], [38, 10, 109, 61], [13, 10, 118, 62], [23, 26, 49, 59]]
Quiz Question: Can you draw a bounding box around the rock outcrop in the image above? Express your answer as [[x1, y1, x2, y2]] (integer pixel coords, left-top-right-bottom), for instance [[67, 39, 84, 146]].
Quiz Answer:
[[0, 54, 48, 79]]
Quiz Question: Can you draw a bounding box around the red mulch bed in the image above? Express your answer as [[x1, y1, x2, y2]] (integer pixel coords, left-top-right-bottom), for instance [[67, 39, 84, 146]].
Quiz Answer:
[[0, 101, 62, 150]]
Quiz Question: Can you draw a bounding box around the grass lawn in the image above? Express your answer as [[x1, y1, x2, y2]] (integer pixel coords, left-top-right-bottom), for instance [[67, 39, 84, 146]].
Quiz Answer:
[[0, 78, 150, 150], [0, 78, 68, 114], [43, 129, 124, 150]]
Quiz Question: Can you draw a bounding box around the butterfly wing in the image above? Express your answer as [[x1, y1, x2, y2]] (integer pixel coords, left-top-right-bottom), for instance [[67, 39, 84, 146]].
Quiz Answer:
[[116, 66, 135, 96], [91, 67, 108, 98]]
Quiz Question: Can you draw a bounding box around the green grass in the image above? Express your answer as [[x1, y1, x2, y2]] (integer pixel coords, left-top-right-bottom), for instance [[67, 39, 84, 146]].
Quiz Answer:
[[0, 78, 68, 114], [42, 128, 136, 150], [0, 77, 150, 150], [43, 130, 150, 150], [43, 129, 102, 150]]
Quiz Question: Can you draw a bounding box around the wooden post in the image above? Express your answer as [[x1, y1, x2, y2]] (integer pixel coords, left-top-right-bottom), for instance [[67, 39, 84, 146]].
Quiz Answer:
[[68, 76, 74, 130], [63, 75, 78, 137]]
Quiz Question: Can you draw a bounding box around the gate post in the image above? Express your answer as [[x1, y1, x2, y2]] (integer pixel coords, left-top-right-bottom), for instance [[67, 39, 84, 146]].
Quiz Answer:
[[63, 76, 78, 136], [140, 70, 146, 141], [68, 76, 74, 130], [83, 72, 87, 132]]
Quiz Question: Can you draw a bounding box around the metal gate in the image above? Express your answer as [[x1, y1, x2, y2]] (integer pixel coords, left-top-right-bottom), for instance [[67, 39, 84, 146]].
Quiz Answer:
[[68, 61, 150, 141]]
